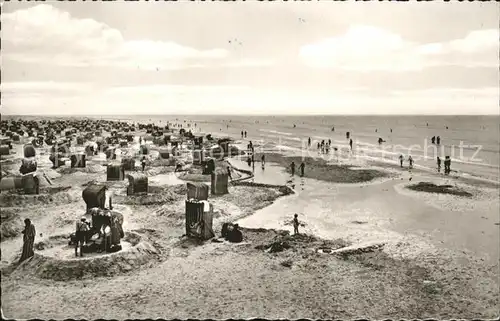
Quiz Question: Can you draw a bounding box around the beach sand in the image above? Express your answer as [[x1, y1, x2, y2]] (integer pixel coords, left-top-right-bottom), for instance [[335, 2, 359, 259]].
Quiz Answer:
[[1, 117, 499, 319]]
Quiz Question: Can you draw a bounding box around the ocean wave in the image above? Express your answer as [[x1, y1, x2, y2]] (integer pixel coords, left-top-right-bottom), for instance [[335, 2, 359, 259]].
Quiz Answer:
[[259, 129, 293, 136]]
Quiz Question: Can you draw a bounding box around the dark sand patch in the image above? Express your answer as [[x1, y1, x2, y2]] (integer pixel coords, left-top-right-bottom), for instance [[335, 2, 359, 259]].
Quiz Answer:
[[407, 182, 473, 197], [256, 153, 387, 183]]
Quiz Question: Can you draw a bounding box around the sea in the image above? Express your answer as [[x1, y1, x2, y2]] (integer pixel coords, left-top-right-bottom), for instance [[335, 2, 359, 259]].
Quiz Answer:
[[5, 115, 500, 182]]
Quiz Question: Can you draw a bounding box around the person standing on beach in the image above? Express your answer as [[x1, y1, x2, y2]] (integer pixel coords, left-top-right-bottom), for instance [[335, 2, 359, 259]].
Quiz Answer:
[[299, 162, 305, 177], [241, 131, 244, 139], [408, 156, 414, 169], [247, 156, 252, 167], [227, 166, 232, 180], [20, 219, 36, 263], [261, 154, 265, 166], [399, 155, 404, 168], [290, 162, 296, 176], [75, 217, 89, 257], [244, 131, 247, 138], [437, 157, 441, 172], [293, 214, 300, 235], [431, 136, 436, 144], [308, 137, 311, 147], [141, 156, 146, 172], [349, 139, 353, 151], [436, 136, 441, 145]]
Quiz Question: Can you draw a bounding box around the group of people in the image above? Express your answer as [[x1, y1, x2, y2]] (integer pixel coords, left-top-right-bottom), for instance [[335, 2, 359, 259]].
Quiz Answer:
[[290, 161, 305, 177], [399, 155, 414, 169], [240, 131, 248, 139], [437, 156, 452, 174], [431, 136, 441, 145]]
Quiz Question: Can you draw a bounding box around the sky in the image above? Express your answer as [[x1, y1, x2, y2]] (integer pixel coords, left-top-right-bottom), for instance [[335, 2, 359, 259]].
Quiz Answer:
[[1, 1, 499, 115]]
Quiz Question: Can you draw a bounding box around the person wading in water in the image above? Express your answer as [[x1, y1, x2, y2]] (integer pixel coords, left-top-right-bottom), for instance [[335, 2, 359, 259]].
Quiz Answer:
[[290, 162, 296, 176], [299, 162, 305, 177]]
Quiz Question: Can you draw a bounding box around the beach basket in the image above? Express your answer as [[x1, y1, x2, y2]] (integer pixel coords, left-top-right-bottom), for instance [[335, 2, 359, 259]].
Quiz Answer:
[[126, 173, 148, 195], [159, 150, 170, 159], [186, 182, 209, 201], [185, 200, 214, 240], [0, 145, 10, 156], [82, 184, 107, 211], [211, 168, 229, 195], [107, 163, 125, 181], [23, 144, 36, 158], [121, 157, 136, 171], [192, 150, 204, 165]]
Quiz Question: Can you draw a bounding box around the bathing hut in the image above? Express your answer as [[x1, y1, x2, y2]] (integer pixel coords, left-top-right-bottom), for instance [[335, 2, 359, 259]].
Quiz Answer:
[[0, 145, 10, 156], [19, 158, 37, 175], [82, 184, 107, 211], [185, 199, 215, 240], [49, 154, 65, 168], [12, 134, 20, 142], [193, 136, 203, 149], [126, 173, 148, 195], [121, 157, 135, 171], [23, 144, 36, 158], [202, 158, 215, 175], [70, 153, 86, 168], [107, 163, 125, 181], [211, 167, 229, 195], [140, 145, 149, 155], [192, 150, 204, 165], [159, 149, 170, 159], [186, 182, 209, 201], [0, 175, 23, 192], [119, 140, 128, 148]]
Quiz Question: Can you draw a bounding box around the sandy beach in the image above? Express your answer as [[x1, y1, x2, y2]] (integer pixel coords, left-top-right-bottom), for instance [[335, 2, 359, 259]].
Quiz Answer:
[[0, 116, 498, 320]]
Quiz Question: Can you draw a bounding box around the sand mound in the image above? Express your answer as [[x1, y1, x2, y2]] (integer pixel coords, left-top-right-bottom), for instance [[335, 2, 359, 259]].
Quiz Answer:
[[57, 164, 105, 175], [9, 232, 162, 281], [114, 184, 186, 206], [0, 208, 24, 241], [0, 189, 78, 207]]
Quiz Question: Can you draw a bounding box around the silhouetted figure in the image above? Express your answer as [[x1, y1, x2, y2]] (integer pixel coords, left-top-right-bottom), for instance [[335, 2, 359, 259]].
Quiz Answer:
[[227, 224, 243, 243], [244, 131, 247, 138], [308, 137, 311, 147], [20, 219, 36, 263], [349, 139, 353, 150], [346, 132, 350, 139], [390, 128, 393, 133], [328, 139, 331, 146], [241, 131, 244, 138], [431, 136, 436, 144], [75, 217, 89, 257], [141, 156, 146, 172], [408, 156, 414, 169], [227, 166, 232, 180], [293, 214, 300, 235], [437, 157, 441, 172], [247, 157, 252, 167], [299, 162, 305, 177], [290, 162, 295, 176], [436, 136, 441, 145], [399, 155, 404, 168], [444, 156, 451, 175], [261, 154, 265, 166], [331, 126, 335, 132]]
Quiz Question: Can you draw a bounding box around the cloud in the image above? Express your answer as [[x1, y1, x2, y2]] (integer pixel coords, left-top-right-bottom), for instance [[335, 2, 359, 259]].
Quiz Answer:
[[1, 4, 229, 69], [299, 25, 499, 71]]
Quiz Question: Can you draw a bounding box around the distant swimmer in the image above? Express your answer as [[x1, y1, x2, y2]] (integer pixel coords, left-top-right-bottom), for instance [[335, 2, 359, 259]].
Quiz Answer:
[[244, 131, 247, 138], [437, 156, 441, 172], [331, 126, 335, 132], [390, 128, 393, 133], [293, 124, 296, 128], [408, 156, 414, 169], [427, 122, 429, 127], [399, 155, 404, 168], [299, 162, 305, 177], [375, 129, 378, 133], [290, 161, 296, 176], [446, 126, 448, 130], [308, 137, 311, 147], [378, 137, 385, 145], [241, 131, 244, 138], [346, 132, 350, 139]]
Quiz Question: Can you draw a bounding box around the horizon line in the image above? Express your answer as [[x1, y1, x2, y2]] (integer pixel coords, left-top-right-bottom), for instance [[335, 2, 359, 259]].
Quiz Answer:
[[2, 113, 499, 117]]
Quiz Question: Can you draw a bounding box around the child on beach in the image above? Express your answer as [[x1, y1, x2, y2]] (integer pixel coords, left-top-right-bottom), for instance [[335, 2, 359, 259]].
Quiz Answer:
[[293, 214, 300, 235]]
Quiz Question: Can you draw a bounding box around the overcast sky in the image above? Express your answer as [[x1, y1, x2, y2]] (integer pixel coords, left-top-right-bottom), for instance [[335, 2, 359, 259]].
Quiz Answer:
[[1, 1, 499, 115]]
